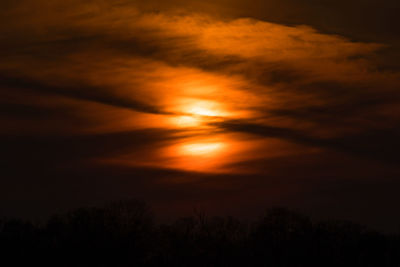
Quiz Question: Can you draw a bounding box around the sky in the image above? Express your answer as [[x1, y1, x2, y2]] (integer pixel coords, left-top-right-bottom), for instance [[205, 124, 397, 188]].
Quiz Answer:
[[1, 0, 400, 232]]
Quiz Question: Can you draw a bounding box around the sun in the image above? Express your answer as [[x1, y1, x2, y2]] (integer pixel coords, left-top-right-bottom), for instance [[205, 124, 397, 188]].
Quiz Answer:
[[183, 99, 223, 117], [169, 98, 225, 128], [171, 115, 201, 127], [181, 142, 224, 156], [187, 106, 219, 117]]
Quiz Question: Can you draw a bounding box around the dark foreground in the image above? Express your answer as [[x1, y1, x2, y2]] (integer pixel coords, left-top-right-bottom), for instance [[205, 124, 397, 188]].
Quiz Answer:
[[1, 200, 399, 266]]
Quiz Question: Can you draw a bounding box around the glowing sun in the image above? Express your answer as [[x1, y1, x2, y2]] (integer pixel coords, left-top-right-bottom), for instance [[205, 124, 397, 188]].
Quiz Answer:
[[181, 142, 224, 156]]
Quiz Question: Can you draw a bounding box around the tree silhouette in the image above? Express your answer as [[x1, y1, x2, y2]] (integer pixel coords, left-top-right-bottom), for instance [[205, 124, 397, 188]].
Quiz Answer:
[[0, 201, 399, 266]]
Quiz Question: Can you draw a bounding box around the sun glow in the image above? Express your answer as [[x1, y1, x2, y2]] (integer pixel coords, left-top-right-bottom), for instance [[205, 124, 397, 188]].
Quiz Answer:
[[161, 134, 248, 173], [169, 98, 227, 128], [182, 99, 225, 117], [181, 142, 224, 156], [172, 115, 201, 127], [187, 106, 219, 117]]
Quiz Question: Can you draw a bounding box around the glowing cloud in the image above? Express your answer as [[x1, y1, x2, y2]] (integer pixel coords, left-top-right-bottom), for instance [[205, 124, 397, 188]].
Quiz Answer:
[[181, 142, 224, 156]]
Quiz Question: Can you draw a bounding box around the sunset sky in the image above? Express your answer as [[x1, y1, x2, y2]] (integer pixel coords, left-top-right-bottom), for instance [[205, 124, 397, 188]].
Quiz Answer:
[[1, 0, 400, 232]]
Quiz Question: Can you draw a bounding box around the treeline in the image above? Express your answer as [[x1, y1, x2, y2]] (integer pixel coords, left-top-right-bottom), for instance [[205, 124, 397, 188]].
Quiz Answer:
[[0, 200, 399, 266]]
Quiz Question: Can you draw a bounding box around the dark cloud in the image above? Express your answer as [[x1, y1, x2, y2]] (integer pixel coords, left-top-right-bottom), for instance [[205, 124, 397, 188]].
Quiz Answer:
[[1, 128, 184, 170], [137, 0, 400, 43], [0, 73, 167, 115], [214, 119, 400, 164]]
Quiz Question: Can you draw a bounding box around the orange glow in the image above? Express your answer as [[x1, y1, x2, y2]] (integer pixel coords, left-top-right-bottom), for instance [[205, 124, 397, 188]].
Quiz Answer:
[[157, 134, 254, 173], [187, 105, 219, 117], [180, 99, 226, 117], [181, 142, 224, 156], [171, 115, 201, 127], [167, 138, 229, 172], [19, 8, 381, 175], [169, 98, 230, 128]]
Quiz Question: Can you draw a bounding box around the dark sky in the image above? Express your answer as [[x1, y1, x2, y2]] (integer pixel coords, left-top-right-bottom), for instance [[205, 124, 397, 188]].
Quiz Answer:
[[1, 0, 400, 232]]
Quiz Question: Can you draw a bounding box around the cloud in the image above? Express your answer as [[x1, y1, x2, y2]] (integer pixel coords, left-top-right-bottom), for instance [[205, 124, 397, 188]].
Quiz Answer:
[[0, 73, 167, 115], [213, 119, 400, 164], [0, 0, 399, 160]]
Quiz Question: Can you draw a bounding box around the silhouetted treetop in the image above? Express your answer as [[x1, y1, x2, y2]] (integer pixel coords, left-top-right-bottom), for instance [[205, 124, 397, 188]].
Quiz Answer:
[[0, 200, 399, 267]]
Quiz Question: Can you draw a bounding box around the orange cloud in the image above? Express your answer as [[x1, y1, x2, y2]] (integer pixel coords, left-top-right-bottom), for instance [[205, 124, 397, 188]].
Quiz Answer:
[[0, 0, 399, 173]]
